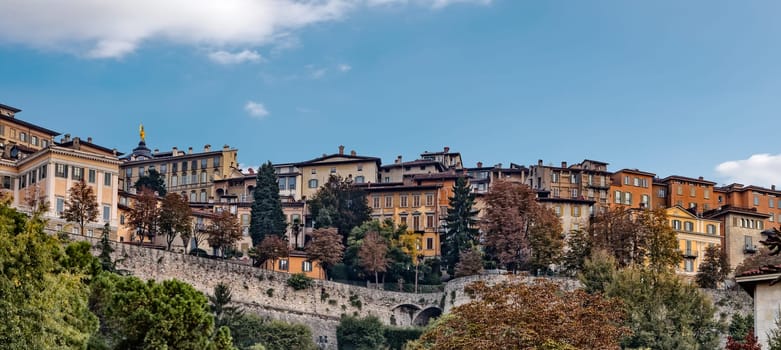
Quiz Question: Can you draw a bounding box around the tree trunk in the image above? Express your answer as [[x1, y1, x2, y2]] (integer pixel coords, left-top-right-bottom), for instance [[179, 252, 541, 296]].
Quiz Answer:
[[374, 271, 379, 286]]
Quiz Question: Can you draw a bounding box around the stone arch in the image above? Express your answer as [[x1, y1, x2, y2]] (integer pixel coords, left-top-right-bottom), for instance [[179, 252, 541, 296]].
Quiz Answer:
[[413, 306, 442, 327], [216, 188, 225, 198], [391, 303, 422, 326]]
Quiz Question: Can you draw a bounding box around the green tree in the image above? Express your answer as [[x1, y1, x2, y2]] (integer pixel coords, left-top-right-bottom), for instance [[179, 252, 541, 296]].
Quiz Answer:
[[0, 201, 98, 349], [767, 309, 781, 350], [90, 274, 215, 349], [212, 326, 238, 350], [210, 283, 245, 329], [344, 219, 409, 283], [62, 178, 99, 235], [229, 314, 317, 350], [159, 192, 192, 251], [696, 245, 730, 289], [98, 223, 115, 272], [308, 175, 371, 242], [336, 315, 386, 350], [441, 176, 480, 275], [249, 162, 287, 246], [606, 267, 720, 349], [635, 208, 682, 272], [134, 168, 167, 196], [578, 249, 617, 295], [561, 229, 592, 275], [729, 313, 754, 343]]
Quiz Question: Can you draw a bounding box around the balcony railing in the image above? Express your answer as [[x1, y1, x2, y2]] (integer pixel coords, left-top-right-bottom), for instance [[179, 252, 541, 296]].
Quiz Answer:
[[744, 245, 758, 254], [681, 250, 698, 259]]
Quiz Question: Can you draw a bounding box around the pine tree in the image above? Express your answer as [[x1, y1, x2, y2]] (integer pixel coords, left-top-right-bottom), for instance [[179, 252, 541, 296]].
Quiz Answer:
[[442, 176, 480, 275], [696, 245, 729, 288], [249, 162, 287, 246], [134, 169, 167, 196], [98, 223, 115, 272]]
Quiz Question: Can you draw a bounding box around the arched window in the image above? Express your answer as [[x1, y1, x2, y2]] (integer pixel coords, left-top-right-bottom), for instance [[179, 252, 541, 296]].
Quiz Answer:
[[189, 191, 196, 202], [200, 190, 207, 202]]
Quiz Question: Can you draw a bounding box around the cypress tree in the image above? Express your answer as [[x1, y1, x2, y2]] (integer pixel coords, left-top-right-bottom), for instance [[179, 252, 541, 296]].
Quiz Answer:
[[442, 176, 480, 276], [249, 161, 287, 246]]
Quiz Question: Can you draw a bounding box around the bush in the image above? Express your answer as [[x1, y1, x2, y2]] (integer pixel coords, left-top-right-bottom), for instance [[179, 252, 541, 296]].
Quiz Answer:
[[287, 273, 314, 291], [230, 314, 316, 350], [383, 327, 424, 350], [190, 248, 208, 257], [336, 316, 385, 350]]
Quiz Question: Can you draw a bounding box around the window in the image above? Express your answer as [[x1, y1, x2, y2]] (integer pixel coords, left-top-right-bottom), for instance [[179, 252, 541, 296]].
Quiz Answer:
[[372, 196, 380, 208], [201, 159, 207, 169], [355, 176, 365, 184], [707, 224, 716, 234], [771, 199, 776, 208], [426, 194, 434, 206], [56, 198, 64, 214], [745, 235, 754, 250], [288, 177, 296, 190], [189, 192, 196, 202], [624, 176, 630, 185], [413, 195, 421, 207], [684, 260, 693, 272], [182, 161, 188, 172], [29, 170, 36, 184], [554, 206, 562, 217], [172, 163, 178, 172], [658, 188, 667, 198], [191, 160, 198, 170], [384, 177, 390, 183], [278, 259, 289, 271], [104, 173, 112, 186], [72, 167, 84, 181], [120, 214, 125, 225], [614, 190, 621, 204], [278, 178, 286, 190], [641, 195, 649, 206], [771, 215, 775, 222], [302, 261, 313, 272], [587, 175, 593, 185], [385, 196, 393, 208], [200, 191, 207, 202], [311, 168, 316, 174], [677, 185, 683, 195], [704, 190, 710, 199], [754, 195, 760, 206], [2, 176, 10, 189], [413, 215, 421, 231], [684, 222, 693, 232], [201, 172, 207, 183], [171, 175, 178, 187], [213, 156, 221, 168], [552, 188, 560, 198], [426, 214, 434, 228], [191, 173, 197, 184], [103, 205, 110, 221], [572, 206, 581, 217], [19, 132, 26, 142], [571, 174, 578, 183], [330, 167, 336, 174], [624, 192, 632, 205], [40, 139, 49, 148], [56, 164, 68, 178], [672, 220, 681, 230], [357, 165, 363, 171], [87, 169, 96, 183], [689, 186, 696, 197], [160, 164, 167, 174], [633, 177, 640, 186], [571, 189, 578, 198], [308, 179, 318, 188], [87, 229, 93, 238], [426, 238, 434, 250], [39, 165, 46, 179], [400, 215, 407, 226], [31, 135, 38, 146], [552, 173, 559, 183]]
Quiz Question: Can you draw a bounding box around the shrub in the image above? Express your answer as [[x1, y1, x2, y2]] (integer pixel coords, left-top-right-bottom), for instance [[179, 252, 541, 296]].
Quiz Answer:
[[266, 288, 274, 297], [336, 316, 385, 350], [383, 326, 424, 350], [287, 273, 314, 291]]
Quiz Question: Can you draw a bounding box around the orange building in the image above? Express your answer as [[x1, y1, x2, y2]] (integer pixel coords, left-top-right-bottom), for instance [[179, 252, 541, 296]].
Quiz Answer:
[[658, 175, 718, 214], [609, 169, 655, 210], [262, 250, 324, 280], [716, 184, 781, 230]]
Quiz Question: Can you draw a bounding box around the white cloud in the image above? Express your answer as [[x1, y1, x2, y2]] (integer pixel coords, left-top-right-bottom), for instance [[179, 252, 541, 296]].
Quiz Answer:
[[244, 101, 270, 119], [338, 64, 352, 72], [311, 68, 328, 79], [0, 1, 491, 58], [715, 153, 781, 188], [208, 50, 263, 65]]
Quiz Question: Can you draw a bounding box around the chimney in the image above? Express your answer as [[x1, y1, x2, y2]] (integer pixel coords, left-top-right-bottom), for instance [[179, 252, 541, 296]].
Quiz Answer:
[[350, 150, 356, 156], [87, 137, 92, 143], [773, 185, 777, 191], [538, 159, 543, 166], [223, 144, 230, 150], [204, 144, 211, 152], [338, 145, 345, 155], [63, 134, 71, 143], [248, 168, 254, 174], [322, 153, 327, 157], [477, 161, 483, 168], [395, 156, 402, 164], [561, 161, 567, 168], [444, 146, 450, 153], [172, 146, 178, 156], [153, 148, 159, 154], [112, 148, 118, 156], [73, 137, 81, 149], [187, 147, 193, 154], [698, 176, 704, 180]]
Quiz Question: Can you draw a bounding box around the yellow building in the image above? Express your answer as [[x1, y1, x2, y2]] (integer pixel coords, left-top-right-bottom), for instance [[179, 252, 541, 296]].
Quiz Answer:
[[296, 145, 381, 200], [666, 206, 722, 276], [262, 250, 325, 280]]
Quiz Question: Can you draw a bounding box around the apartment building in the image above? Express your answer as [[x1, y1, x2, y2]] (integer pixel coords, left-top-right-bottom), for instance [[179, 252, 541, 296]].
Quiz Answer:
[[658, 175, 717, 213], [529, 159, 611, 214], [705, 205, 770, 273], [380, 157, 446, 184], [419, 146, 463, 170], [609, 168, 655, 210], [716, 183, 781, 230], [121, 138, 239, 204], [296, 145, 381, 199], [666, 206, 722, 276]]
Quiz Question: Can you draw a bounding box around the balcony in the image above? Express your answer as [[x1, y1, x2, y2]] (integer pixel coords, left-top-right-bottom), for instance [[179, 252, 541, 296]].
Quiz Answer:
[[744, 245, 758, 254], [681, 250, 698, 259]]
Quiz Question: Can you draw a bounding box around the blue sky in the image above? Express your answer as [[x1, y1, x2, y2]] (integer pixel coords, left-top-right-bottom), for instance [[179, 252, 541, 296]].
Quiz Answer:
[[1, 0, 780, 187]]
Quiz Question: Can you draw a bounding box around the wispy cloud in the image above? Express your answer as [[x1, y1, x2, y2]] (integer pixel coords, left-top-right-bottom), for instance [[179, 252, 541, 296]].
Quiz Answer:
[[715, 153, 781, 188], [244, 101, 270, 119], [338, 64, 352, 72], [208, 50, 263, 65], [0, 1, 491, 58]]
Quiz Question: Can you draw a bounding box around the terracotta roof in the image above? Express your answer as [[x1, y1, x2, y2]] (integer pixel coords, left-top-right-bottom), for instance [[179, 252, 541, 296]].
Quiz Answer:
[[659, 175, 716, 186], [703, 205, 771, 219], [295, 153, 381, 166], [0, 103, 21, 113], [57, 138, 123, 156], [615, 168, 656, 177]]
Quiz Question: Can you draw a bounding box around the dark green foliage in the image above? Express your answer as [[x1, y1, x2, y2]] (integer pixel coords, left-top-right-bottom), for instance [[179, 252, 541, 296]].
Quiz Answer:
[[229, 314, 316, 350], [250, 162, 288, 246], [210, 283, 245, 329], [768, 310, 781, 350], [308, 175, 371, 242], [383, 327, 424, 350], [98, 223, 115, 272], [441, 176, 480, 275], [63, 240, 102, 277], [287, 273, 314, 290], [89, 273, 215, 349], [134, 168, 167, 195], [729, 313, 754, 342], [561, 229, 591, 275], [696, 245, 730, 289], [336, 316, 386, 350], [212, 326, 238, 350], [578, 250, 617, 295]]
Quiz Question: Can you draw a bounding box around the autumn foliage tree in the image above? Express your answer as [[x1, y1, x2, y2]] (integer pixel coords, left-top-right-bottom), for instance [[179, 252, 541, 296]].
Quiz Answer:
[[62, 179, 99, 235], [482, 180, 563, 273], [358, 232, 390, 285], [253, 235, 290, 271], [127, 187, 160, 243], [725, 330, 761, 350], [454, 248, 484, 277], [409, 279, 629, 349], [158, 193, 192, 251], [305, 227, 344, 279], [207, 211, 243, 257]]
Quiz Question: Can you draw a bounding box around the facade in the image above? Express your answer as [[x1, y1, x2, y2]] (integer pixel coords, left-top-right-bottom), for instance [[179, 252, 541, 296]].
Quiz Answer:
[[296, 146, 381, 200], [262, 250, 325, 280], [716, 183, 781, 230], [658, 175, 717, 213], [419, 147, 463, 170], [736, 267, 781, 348], [537, 196, 593, 234], [120, 139, 239, 204], [609, 168, 655, 210], [665, 206, 722, 276], [380, 157, 445, 184], [529, 159, 611, 215], [705, 205, 770, 273]]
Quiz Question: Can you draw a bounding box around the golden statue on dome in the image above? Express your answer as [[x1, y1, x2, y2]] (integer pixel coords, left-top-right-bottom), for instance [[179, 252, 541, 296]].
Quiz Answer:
[[139, 123, 146, 142]]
